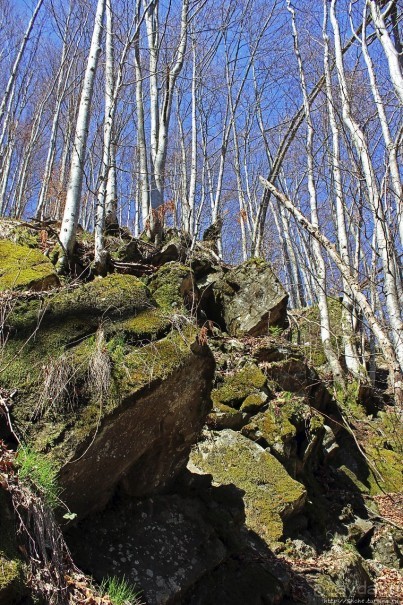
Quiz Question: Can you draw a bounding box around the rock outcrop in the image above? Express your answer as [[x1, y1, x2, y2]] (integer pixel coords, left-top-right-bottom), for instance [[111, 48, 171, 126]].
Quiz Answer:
[[1, 223, 402, 605], [1, 269, 215, 521]]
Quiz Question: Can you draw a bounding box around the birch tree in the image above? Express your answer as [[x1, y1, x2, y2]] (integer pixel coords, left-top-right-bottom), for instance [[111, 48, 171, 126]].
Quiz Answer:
[[58, 0, 106, 269], [0, 0, 44, 130], [323, 1, 367, 380], [330, 0, 403, 373], [260, 177, 402, 402], [35, 2, 81, 220], [143, 0, 190, 239], [287, 0, 344, 386], [368, 0, 403, 106]]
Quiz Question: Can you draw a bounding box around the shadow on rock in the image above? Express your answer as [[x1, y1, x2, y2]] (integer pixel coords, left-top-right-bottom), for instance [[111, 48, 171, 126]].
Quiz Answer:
[[66, 469, 316, 605]]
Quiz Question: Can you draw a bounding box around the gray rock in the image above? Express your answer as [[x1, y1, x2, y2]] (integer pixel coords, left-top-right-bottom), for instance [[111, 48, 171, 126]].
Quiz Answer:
[[67, 495, 228, 605], [371, 526, 403, 569], [189, 429, 306, 544], [58, 339, 215, 520], [325, 544, 373, 598], [348, 517, 374, 546], [198, 258, 288, 337]]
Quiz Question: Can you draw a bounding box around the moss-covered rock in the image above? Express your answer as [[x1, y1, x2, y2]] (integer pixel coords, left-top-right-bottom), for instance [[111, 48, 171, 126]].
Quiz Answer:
[[47, 273, 152, 320], [240, 392, 268, 413], [330, 400, 403, 496], [113, 309, 171, 342], [1, 266, 216, 521], [212, 364, 267, 409], [189, 430, 306, 544], [0, 240, 59, 292], [0, 274, 158, 435], [206, 402, 246, 431], [54, 330, 215, 520], [242, 404, 296, 459], [147, 262, 196, 311], [0, 218, 40, 248]]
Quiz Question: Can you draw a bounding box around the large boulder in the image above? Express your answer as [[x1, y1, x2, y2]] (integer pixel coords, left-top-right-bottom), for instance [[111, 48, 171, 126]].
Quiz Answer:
[[66, 472, 289, 605], [58, 335, 215, 519], [67, 495, 228, 605], [198, 258, 288, 336], [189, 430, 306, 544], [3, 273, 215, 521], [0, 240, 59, 292]]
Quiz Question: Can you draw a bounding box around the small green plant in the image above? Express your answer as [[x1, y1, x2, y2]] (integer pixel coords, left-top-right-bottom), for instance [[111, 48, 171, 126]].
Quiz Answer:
[[268, 324, 283, 337], [100, 576, 143, 605], [106, 334, 127, 365], [17, 446, 61, 509]]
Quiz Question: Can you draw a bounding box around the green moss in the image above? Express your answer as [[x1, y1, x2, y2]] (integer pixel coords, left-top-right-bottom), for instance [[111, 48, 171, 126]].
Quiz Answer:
[[309, 411, 325, 433], [366, 445, 402, 494], [121, 327, 195, 394], [191, 431, 306, 544], [337, 465, 370, 494], [240, 393, 267, 413], [42, 327, 196, 467], [314, 574, 344, 598], [1, 275, 154, 404], [113, 309, 171, 342], [333, 385, 402, 495], [147, 262, 191, 310], [260, 409, 295, 442], [0, 240, 59, 292], [215, 402, 242, 415], [10, 226, 39, 249], [0, 556, 25, 604], [376, 410, 403, 455], [48, 273, 152, 319], [335, 381, 367, 420], [212, 364, 267, 409]]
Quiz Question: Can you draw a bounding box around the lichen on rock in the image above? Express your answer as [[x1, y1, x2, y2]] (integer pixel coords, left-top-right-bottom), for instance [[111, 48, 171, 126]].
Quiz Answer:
[[189, 429, 306, 544]]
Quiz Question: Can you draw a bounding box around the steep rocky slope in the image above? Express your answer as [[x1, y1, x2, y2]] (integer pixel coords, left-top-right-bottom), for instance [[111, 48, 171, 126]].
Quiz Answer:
[[0, 221, 402, 604]]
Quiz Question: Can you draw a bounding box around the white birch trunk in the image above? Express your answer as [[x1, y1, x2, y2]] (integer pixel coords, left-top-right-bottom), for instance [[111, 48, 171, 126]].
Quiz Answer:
[[0, 141, 13, 215], [323, 1, 367, 380], [134, 33, 149, 228], [368, 0, 403, 106], [95, 0, 113, 274], [36, 6, 75, 220], [58, 0, 105, 265], [330, 0, 403, 373], [186, 35, 198, 235], [0, 0, 44, 126], [288, 0, 344, 386], [360, 3, 403, 248]]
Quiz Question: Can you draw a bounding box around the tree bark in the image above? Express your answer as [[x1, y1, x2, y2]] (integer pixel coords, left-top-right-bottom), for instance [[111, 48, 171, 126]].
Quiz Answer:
[[58, 0, 105, 268]]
